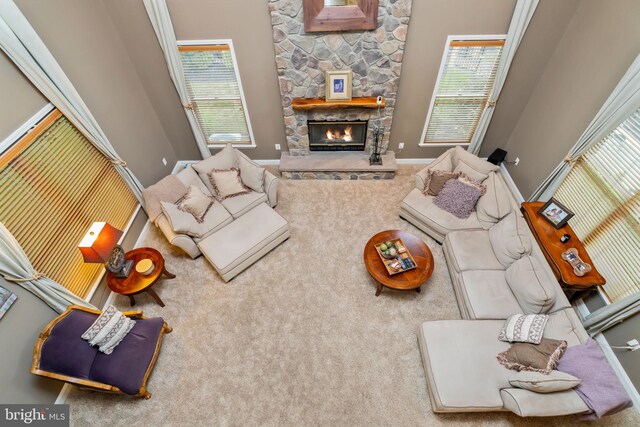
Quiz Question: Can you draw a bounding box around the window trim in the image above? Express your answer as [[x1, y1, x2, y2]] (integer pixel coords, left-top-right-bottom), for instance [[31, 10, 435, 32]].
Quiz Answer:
[[176, 39, 256, 150], [1, 106, 139, 302], [419, 34, 506, 148]]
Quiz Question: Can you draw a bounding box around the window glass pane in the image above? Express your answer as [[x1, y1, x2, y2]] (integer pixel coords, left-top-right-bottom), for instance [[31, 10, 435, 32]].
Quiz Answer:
[[555, 107, 640, 302], [179, 45, 251, 145]]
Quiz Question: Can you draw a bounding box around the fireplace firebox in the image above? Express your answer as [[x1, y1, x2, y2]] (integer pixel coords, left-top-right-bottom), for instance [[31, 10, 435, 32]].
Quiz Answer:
[[308, 120, 367, 151]]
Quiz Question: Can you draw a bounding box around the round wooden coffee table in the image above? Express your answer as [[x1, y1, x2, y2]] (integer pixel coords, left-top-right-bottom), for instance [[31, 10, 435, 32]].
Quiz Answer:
[[364, 230, 434, 296], [106, 247, 175, 307]]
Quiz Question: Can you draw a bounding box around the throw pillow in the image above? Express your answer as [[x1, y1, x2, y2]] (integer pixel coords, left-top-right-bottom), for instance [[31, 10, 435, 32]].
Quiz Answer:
[[238, 154, 265, 193], [192, 144, 238, 193], [176, 185, 215, 223], [161, 201, 216, 239], [81, 305, 136, 355], [452, 145, 499, 176], [497, 338, 568, 374], [509, 370, 581, 393], [458, 173, 487, 195], [142, 174, 188, 223], [499, 314, 549, 344], [477, 172, 513, 229], [433, 178, 483, 219], [415, 150, 454, 191], [454, 160, 491, 183], [423, 170, 459, 196], [207, 168, 250, 201], [489, 211, 532, 268], [505, 255, 557, 314]]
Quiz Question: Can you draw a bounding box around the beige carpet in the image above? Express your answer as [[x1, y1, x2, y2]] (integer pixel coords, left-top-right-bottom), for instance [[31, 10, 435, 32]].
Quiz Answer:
[[67, 165, 639, 426]]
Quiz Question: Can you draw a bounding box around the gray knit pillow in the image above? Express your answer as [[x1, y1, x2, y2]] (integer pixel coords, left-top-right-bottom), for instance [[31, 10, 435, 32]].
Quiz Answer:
[[433, 178, 483, 219], [499, 314, 549, 344]]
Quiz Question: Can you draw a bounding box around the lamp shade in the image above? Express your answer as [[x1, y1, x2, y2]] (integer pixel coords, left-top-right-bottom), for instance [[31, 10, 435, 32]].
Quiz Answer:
[[79, 222, 123, 263]]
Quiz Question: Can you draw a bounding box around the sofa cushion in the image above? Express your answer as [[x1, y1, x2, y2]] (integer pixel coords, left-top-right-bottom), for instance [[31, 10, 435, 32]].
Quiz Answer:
[[498, 314, 549, 344], [433, 179, 483, 219], [90, 317, 166, 395], [193, 144, 239, 193], [544, 309, 589, 347], [161, 200, 232, 239], [418, 320, 512, 411], [221, 191, 268, 219], [477, 172, 513, 229], [506, 256, 557, 314], [428, 149, 454, 172], [509, 370, 581, 393], [176, 165, 211, 196], [142, 174, 188, 223], [452, 146, 499, 181], [238, 155, 265, 193], [446, 230, 504, 273], [501, 388, 589, 417], [458, 270, 522, 319], [489, 211, 532, 268]]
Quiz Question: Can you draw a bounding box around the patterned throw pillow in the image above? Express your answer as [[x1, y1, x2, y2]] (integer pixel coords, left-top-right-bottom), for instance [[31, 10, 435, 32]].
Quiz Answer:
[[433, 178, 483, 219], [176, 185, 215, 223], [423, 170, 460, 196], [81, 305, 136, 355], [499, 314, 549, 344], [207, 168, 250, 201], [497, 338, 568, 374]]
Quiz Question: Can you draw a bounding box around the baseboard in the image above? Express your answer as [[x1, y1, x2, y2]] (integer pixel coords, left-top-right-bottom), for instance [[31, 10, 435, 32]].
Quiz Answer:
[[395, 158, 434, 165], [576, 300, 640, 411], [175, 158, 436, 167], [499, 163, 525, 204]]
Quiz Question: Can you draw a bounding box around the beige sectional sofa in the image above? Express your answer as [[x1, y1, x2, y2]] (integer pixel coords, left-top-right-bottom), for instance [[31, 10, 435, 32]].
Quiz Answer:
[[153, 147, 289, 281], [402, 147, 592, 417]]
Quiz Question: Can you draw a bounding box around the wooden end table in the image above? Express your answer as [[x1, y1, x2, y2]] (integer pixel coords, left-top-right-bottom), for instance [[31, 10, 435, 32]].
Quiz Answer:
[[106, 247, 175, 307], [521, 202, 605, 299], [364, 230, 434, 296]]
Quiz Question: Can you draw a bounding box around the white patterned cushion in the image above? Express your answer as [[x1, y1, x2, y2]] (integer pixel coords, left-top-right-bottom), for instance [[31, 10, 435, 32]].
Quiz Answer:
[[499, 314, 549, 344], [81, 305, 136, 354], [176, 185, 215, 223]]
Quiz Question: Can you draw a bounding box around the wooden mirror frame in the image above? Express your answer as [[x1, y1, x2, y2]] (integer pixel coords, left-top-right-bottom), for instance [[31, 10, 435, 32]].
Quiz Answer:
[[303, 0, 379, 32]]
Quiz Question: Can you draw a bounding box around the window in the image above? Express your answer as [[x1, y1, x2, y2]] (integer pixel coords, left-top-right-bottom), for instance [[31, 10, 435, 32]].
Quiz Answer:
[[420, 36, 505, 146], [555, 107, 640, 303], [178, 40, 254, 147], [0, 108, 138, 299]]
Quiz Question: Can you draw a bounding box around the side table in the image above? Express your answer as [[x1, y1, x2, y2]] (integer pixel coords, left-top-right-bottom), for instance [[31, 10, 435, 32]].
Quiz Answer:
[[106, 247, 175, 307], [521, 202, 605, 299]]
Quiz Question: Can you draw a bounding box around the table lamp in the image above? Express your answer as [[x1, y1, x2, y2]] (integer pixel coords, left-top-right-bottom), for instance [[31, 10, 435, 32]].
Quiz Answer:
[[79, 222, 133, 278]]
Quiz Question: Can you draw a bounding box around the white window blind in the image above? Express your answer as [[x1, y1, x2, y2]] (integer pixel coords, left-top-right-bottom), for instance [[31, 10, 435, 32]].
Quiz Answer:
[[0, 109, 138, 298], [422, 38, 504, 144], [555, 107, 640, 302], [178, 43, 253, 146]]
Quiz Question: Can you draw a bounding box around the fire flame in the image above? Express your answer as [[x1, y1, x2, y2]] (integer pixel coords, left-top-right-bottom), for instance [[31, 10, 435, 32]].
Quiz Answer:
[[325, 126, 353, 142]]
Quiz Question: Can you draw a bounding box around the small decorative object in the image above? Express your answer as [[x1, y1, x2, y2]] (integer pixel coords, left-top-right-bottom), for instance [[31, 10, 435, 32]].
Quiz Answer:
[[303, 0, 378, 32], [325, 69, 352, 101], [369, 124, 383, 166], [562, 248, 592, 277], [376, 95, 383, 105], [79, 222, 133, 278], [0, 286, 17, 320], [135, 259, 155, 276], [537, 197, 574, 229], [560, 233, 571, 243]]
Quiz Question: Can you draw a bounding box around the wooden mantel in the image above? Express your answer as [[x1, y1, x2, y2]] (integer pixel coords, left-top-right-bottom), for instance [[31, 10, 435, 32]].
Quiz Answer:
[[292, 97, 385, 110]]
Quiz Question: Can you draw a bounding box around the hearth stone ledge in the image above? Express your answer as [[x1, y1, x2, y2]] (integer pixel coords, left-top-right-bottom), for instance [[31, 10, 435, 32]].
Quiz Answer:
[[279, 151, 397, 180]]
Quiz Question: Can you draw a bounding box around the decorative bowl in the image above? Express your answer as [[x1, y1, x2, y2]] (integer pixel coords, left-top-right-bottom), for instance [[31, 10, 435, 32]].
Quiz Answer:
[[135, 259, 154, 275]]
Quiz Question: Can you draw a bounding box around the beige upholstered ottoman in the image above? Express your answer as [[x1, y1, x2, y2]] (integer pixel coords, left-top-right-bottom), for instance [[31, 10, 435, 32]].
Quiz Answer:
[[197, 203, 290, 282]]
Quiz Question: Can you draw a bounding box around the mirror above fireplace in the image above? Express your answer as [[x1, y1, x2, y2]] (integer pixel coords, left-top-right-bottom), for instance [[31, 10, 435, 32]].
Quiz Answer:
[[308, 120, 367, 151]]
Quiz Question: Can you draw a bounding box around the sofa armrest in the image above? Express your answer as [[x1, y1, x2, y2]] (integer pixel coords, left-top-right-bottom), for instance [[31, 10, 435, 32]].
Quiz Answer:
[[156, 214, 201, 259], [264, 171, 279, 207], [414, 149, 455, 191], [414, 167, 430, 192], [500, 388, 589, 417]]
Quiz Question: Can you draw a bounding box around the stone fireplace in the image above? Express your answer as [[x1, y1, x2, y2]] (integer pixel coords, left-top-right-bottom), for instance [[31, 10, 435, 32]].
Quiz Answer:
[[268, 0, 412, 157], [308, 120, 368, 151]]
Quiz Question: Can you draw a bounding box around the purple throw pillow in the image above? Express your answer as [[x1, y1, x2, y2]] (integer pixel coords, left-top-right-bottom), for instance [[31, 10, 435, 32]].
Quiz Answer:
[[433, 178, 482, 219]]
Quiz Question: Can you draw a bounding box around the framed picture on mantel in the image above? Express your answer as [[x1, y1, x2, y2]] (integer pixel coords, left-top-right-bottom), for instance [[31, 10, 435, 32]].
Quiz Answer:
[[303, 0, 378, 32], [325, 69, 352, 101]]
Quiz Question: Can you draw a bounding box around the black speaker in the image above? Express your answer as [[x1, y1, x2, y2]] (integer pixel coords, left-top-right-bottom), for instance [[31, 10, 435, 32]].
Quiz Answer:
[[488, 148, 507, 165]]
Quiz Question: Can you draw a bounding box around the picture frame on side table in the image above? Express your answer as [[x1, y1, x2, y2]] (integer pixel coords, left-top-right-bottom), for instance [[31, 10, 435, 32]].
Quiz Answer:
[[537, 197, 574, 229], [0, 285, 17, 321], [325, 69, 352, 102]]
